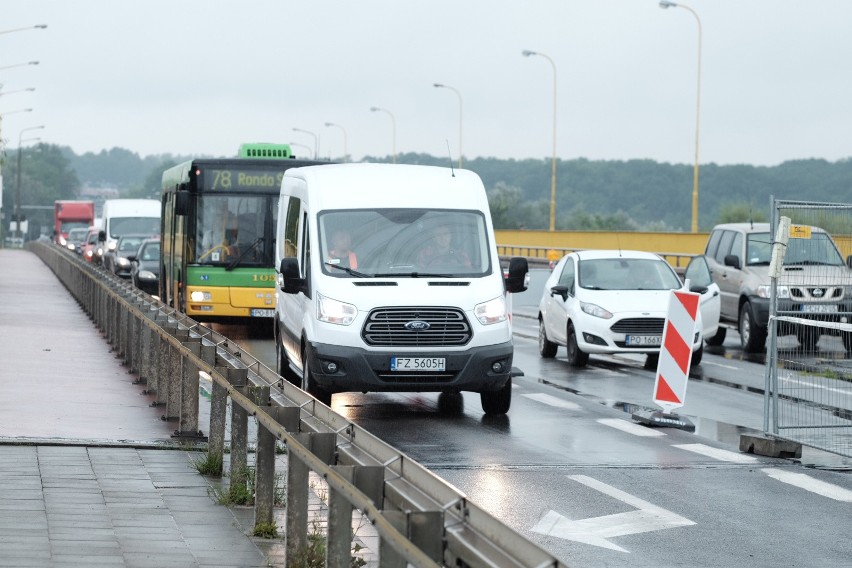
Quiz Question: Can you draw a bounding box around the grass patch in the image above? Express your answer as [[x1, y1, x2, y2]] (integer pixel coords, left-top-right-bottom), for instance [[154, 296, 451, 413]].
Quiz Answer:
[[190, 452, 224, 477], [252, 521, 278, 538]]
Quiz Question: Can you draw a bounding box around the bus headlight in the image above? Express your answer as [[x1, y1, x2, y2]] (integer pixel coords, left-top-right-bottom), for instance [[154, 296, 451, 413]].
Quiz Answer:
[[317, 293, 357, 326], [190, 291, 212, 302], [475, 296, 507, 325]]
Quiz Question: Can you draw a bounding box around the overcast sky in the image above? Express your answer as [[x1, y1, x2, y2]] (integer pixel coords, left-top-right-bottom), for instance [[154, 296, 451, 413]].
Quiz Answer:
[[2, 0, 850, 166]]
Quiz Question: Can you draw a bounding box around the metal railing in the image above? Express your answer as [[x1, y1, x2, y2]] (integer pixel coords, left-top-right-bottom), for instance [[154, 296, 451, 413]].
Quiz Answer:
[[31, 241, 568, 568], [498, 244, 696, 269]]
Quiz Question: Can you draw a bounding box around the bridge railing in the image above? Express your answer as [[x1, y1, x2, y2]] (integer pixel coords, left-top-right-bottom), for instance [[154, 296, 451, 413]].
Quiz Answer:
[[31, 241, 569, 568], [498, 243, 697, 269]]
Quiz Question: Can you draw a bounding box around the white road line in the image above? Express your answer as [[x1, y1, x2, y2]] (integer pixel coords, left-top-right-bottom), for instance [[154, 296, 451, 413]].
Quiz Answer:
[[762, 468, 852, 502], [701, 361, 739, 370], [672, 443, 760, 463], [521, 393, 581, 410], [597, 418, 667, 437]]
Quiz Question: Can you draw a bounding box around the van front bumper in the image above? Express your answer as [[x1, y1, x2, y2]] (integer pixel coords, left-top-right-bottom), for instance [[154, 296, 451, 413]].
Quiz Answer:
[[304, 340, 514, 394]]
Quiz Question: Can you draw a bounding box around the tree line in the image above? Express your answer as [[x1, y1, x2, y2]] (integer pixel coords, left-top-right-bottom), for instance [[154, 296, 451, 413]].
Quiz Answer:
[[5, 144, 851, 237]]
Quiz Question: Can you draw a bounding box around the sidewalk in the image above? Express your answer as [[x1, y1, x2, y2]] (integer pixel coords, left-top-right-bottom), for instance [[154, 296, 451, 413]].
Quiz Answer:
[[0, 248, 274, 567]]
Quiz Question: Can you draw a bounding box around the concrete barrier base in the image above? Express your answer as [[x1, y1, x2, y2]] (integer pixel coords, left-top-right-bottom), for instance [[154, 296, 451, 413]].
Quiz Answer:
[[740, 433, 802, 459]]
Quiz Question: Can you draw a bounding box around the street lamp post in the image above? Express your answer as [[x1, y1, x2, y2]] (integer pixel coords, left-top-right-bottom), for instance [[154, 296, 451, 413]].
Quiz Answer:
[[292, 127, 318, 159], [522, 49, 558, 232], [370, 107, 396, 164], [324, 122, 348, 162], [433, 83, 463, 169], [0, 87, 36, 98], [660, 0, 703, 233], [289, 142, 313, 159], [14, 125, 45, 241]]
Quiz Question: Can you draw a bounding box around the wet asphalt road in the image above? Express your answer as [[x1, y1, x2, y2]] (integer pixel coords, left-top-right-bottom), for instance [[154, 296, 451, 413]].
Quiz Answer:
[[214, 278, 852, 567]]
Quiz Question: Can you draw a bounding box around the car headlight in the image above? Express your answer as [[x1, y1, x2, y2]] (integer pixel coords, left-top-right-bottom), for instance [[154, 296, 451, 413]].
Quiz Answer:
[[59, 237, 67, 246], [117, 257, 130, 267], [580, 301, 613, 319], [317, 292, 357, 326], [86, 250, 93, 258], [757, 285, 789, 299], [138, 270, 157, 280], [474, 296, 507, 325]]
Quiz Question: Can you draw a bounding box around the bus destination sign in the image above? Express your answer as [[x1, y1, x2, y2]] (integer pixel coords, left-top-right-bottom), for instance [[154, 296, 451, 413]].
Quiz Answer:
[[201, 168, 286, 192]]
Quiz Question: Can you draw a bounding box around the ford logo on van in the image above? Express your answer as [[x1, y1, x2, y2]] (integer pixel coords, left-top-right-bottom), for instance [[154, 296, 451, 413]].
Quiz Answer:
[[405, 320, 431, 331]]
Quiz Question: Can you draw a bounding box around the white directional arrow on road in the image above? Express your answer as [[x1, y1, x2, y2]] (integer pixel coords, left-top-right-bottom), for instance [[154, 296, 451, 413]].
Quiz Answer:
[[531, 474, 695, 552]]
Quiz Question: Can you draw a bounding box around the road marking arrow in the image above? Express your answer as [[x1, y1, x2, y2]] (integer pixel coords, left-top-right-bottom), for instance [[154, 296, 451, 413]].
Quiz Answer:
[[531, 475, 695, 552]]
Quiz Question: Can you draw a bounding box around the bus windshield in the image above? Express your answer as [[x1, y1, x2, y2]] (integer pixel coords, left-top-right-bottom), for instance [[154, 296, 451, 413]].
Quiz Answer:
[[318, 209, 492, 278], [196, 194, 271, 266]]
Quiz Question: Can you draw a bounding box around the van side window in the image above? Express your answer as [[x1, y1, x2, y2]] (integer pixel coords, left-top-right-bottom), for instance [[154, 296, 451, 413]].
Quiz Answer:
[[282, 197, 301, 260]]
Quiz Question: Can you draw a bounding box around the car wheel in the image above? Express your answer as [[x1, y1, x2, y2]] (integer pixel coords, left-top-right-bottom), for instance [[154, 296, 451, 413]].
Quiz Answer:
[[739, 301, 767, 354], [302, 349, 332, 406], [480, 378, 512, 415], [644, 353, 659, 370], [691, 344, 703, 366], [538, 318, 558, 358], [566, 323, 589, 367], [705, 327, 727, 346], [843, 332, 852, 353], [796, 326, 819, 352]]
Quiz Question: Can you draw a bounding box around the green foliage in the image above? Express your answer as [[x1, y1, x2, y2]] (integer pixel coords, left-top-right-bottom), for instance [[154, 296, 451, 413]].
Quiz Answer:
[[252, 521, 278, 539], [190, 451, 224, 477], [287, 520, 367, 568], [716, 202, 768, 224]]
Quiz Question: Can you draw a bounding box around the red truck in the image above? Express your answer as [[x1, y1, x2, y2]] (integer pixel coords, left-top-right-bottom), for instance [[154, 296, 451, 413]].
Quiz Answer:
[[54, 200, 95, 246]]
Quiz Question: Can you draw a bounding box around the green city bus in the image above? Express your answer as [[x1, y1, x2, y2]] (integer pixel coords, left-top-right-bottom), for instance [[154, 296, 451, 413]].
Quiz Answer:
[[160, 143, 322, 328]]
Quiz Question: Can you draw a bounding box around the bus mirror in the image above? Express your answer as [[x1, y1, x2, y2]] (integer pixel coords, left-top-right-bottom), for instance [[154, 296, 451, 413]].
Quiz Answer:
[[175, 191, 190, 216]]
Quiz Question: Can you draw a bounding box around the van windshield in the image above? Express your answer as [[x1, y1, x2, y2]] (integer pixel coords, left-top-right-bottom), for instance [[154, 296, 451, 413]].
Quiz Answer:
[[318, 209, 492, 278]]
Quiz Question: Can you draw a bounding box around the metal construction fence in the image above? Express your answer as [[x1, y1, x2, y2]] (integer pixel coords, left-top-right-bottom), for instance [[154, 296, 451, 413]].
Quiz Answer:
[[766, 198, 852, 458], [30, 241, 569, 568]]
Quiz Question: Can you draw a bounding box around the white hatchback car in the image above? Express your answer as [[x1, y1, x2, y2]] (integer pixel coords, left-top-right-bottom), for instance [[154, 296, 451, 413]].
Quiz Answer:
[[538, 250, 720, 367]]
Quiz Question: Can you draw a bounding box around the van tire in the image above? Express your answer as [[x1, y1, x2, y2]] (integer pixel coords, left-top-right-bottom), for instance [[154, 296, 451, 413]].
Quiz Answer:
[[538, 318, 558, 358], [302, 351, 332, 407], [275, 328, 299, 386], [739, 301, 767, 353], [566, 324, 589, 367], [481, 379, 511, 415]]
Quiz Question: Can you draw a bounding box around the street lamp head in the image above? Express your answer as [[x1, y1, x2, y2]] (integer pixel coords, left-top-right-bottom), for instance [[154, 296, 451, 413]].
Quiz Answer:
[[659, 1, 678, 8], [521, 49, 536, 57], [35, 24, 47, 29], [324, 122, 334, 127], [433, 83, 443, 88], [370, 106, 380, 112]]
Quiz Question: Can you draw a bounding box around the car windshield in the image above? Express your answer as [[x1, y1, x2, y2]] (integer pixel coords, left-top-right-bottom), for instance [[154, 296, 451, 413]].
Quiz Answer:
[[579, 258, 681, 290], [140, 242, 160, 261], [67, 228, 88, 241], [118, 237, 145, 253], [785, 231, 844, 266], [746, 233, 772, 265], [110, 217, 159, 238], [317, 208, 491, 278]]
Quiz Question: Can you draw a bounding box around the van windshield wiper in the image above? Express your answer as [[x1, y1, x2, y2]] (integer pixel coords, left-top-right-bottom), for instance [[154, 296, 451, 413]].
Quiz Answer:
[[225, 237, 263, 271], [372, 272, 455, 278], [325, 262, 370, 278]]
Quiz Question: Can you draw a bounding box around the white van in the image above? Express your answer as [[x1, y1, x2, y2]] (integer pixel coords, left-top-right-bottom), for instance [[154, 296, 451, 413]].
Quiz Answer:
[[274, 163, 528, 414], [99, 199, 161, 272]]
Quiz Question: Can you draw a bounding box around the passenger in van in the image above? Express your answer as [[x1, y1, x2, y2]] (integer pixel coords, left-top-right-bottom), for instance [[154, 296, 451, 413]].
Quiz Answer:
[[328, 229, 358, 269], [418, 224, 471, 268]]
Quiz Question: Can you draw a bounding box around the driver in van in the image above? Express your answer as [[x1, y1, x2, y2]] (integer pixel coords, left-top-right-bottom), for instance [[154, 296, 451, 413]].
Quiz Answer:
[[328, 229, 357, 269], [418, 224, 471, 268]]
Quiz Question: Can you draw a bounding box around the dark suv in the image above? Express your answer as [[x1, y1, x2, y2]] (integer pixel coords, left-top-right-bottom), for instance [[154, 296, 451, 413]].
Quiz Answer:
[[704, 222, 852, 353]]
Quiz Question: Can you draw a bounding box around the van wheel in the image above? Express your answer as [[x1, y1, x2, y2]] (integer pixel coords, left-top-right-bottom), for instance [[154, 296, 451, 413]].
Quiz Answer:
[[705, 327, 726, 346], [481, 379, 511, 415], [538, 318, 558, 358], [302, 351, 332, 407], [275, 327, 299, 386], [739, 301, 767, 353], [566, 324, 589, 367]]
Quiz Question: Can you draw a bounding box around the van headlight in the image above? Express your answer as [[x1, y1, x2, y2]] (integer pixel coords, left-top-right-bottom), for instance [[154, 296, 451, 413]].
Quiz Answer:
[[474, 296, 507, 325], [317, 293, 357, 326]]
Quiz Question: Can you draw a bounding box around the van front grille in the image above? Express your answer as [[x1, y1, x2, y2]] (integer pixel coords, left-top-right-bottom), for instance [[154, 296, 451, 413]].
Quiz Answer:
[[362, 307, 472, 346]]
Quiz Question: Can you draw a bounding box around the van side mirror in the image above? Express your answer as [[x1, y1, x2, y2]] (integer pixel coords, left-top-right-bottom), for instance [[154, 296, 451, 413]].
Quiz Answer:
[[98, 230, 106, 242], [724, 254, 741, 270], [278, 257, 306, 295], [504, 257, 529, 293]]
